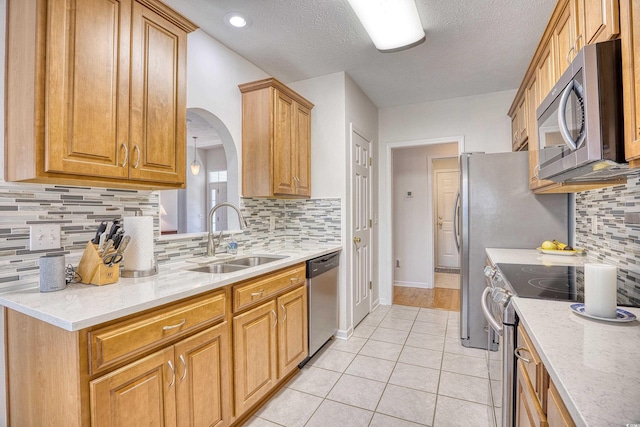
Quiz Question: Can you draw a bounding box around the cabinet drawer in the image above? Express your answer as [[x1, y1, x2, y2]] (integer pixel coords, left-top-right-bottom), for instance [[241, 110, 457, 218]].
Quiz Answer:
[[517, 324, 546, 410], [89, 291, 226, 375], [233, 264, 306, 312]]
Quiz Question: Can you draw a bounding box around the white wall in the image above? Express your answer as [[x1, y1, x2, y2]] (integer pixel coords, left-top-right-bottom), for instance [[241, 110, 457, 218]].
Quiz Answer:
[[392, 144, 458, 288], [377, 90, 515, 304], [206, 146, 227, 171], [185, 30, 269, 198]]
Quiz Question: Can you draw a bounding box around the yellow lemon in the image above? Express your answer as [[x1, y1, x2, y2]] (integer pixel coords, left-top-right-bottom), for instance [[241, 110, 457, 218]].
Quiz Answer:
[[541, 240, 557, 250]]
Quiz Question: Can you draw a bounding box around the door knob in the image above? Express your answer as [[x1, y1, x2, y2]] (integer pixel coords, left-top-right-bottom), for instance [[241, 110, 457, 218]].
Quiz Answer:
[[438, 216, 442, 219], [353, 237, 361, 244], [438, 222, 443, 228]]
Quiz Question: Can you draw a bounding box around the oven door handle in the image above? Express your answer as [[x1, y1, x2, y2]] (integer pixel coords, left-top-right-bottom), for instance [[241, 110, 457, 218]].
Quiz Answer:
[[481, 287, 503, 336]]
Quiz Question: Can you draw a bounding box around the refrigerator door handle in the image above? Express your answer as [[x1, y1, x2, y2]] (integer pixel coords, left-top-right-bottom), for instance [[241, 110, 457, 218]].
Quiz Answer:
[[453, 191, 461, 253]]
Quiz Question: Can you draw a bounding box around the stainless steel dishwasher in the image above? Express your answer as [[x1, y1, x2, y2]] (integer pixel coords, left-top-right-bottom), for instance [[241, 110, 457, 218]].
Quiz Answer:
[[304, 251, 340, 361]]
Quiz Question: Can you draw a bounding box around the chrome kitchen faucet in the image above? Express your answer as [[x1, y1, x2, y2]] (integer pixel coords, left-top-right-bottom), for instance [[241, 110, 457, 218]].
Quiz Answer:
[[207, 202, 249, 257]]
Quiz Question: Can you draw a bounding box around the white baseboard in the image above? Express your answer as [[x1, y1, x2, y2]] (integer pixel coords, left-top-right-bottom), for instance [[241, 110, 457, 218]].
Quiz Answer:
[[393, 281, 433, 289], [379, 297, 393, 305], [335, 327, 352, 340]]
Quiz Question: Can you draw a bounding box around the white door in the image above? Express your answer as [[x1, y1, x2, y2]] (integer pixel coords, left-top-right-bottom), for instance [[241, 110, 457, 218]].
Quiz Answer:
[[351, 126, 372, 327], [435, 170, 459, 268]]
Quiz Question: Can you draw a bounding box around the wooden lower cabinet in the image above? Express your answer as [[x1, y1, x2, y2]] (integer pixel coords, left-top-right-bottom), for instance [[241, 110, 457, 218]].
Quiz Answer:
[[547, 379, 576, 427], [516, 361, 548, 427], [232, 283, 308, 418], [233, 300, 279, 415], [91, 322, 231, 427], [277, 286, 309, 378]]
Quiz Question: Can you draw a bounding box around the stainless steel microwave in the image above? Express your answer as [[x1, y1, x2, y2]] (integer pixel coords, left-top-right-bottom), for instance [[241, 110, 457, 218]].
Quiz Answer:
[[536, 39, 629, 183]]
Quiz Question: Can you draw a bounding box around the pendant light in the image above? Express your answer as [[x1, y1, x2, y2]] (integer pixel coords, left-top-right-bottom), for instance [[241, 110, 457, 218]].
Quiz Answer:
[[190, 136, 201, 175]]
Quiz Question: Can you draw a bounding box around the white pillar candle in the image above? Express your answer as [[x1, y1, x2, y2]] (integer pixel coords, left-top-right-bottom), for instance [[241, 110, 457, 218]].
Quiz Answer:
[[584, 263, 618, 318]]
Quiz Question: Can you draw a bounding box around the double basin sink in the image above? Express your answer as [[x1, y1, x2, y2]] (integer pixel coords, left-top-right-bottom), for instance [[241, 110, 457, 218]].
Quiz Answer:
[[187, 255, 288, 274]]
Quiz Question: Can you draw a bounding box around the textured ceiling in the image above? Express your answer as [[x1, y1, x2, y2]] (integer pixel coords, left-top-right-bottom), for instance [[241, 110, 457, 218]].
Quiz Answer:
[[164, 0, 556, 108]]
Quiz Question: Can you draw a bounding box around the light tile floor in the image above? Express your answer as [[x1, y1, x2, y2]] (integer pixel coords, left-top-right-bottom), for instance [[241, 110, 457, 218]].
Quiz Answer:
[[244, 305, 494, 427]]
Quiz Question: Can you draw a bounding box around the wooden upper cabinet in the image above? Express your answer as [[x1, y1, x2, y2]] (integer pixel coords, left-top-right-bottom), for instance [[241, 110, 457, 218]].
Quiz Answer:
[[44, 0, 131, 180], [536, 39, 556, 104], [577, 0, 620, 45], [620, 0, 640, 164], [240, 78, 314, 198], [4, 0, 196, 189], [510, 95, 528, 151], [554, 1, 577, 76], [129, 1, 187, 185]]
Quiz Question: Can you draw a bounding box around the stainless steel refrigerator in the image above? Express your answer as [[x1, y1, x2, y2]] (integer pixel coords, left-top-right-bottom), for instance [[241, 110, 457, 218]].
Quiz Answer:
[[455, 151, 572, 349]]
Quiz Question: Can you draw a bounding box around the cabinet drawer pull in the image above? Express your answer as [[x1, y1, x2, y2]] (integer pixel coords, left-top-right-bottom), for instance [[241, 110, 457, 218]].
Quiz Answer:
[[514, 347, 531, 363], [162, 319, 186, 331], [133, 144, 141, 169], [290, 277, 299, 283], [179, 354, 187, 382], [271, 310, 277, 328], [120, 143, 128, 167], [168, 360, 175, 387], [281, 304, 287, 322], [250, 290, 264, 298]]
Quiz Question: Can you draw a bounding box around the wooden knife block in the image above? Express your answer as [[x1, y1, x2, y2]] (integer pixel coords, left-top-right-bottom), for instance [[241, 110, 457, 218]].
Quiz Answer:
[[77, 242, 119, 286]]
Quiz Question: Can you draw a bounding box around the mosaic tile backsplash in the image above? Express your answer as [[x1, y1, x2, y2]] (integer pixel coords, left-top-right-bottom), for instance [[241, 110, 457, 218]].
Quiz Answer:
[[575, 175, 640, 303], [0, 181, 341, 292]]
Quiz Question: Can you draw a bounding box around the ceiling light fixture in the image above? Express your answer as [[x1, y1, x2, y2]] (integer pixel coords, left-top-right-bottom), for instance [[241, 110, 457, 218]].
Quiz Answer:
[[224, 12, 250, 28], [190, 136, 201, 176], [347, 0, 425, 53]]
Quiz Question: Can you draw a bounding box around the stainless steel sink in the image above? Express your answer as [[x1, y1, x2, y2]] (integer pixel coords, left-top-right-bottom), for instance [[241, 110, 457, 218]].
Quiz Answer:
[[188, 263, 249, 274], [187, 254, 288, 274], [227, 255, 288, 267]]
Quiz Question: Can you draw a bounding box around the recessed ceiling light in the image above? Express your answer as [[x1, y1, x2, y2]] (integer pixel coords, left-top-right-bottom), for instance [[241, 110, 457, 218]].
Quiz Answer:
[[224, 12, 250, 29]]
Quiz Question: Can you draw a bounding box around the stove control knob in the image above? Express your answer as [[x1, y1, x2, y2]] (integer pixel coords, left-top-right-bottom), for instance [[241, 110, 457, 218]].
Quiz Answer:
[[492, 289, 511, 307], [484, 266, 496, 278]]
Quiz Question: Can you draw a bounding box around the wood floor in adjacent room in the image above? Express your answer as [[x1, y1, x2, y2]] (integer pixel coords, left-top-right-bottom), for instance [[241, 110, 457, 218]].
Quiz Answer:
[[393, 273, 460, 311]]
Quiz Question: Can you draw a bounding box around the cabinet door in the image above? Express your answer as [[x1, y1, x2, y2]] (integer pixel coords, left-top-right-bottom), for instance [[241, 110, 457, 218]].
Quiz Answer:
[[273, 90, 296, 196], [277, 286, 308, 378], [512, 114, 520, 151], [547, 379, 576, 427], [129, 1, 186, 185], [90, 347, 177, 427], [175, 323, 231, 427], [536, 40, 556, 104], [621, 0, 640, 161], [554, 1, 576, 77], [45, 0, 130, 179], [580, 0, 620, 44], [517, 96, 528, 144], [516, 361, 548, 427], [233, 301, 278, 415], [295, 103, 312, 196]]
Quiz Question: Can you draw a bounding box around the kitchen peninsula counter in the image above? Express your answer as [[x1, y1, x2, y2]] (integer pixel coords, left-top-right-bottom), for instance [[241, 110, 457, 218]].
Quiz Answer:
[[0, 244, 341, 331], [486, 248, 640, 427]]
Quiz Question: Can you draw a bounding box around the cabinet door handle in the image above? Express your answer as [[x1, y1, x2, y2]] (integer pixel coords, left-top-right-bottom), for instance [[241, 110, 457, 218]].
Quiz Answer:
[[574, 34, 582, 51], [162, 318, 186, 331], [281, 304, 287, 322], [133, 144, 141, 169], [514, 347, 531, 364], [179, 354, 187, 382], [251, 289, 264, 298], [120, 143, 128, 167], [566, 46, 575, 65], [271, 309, 277, 328], [168, 360, 175, 387]]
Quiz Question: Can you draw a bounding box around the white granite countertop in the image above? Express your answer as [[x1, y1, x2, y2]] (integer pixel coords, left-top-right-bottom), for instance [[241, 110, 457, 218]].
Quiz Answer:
[[486, 248, 640, 427], [0, 244, 342, 331]]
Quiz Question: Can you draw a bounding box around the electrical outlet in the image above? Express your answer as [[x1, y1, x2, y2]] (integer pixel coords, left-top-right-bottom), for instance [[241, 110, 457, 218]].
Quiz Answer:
[[269, 216, 276, 231], [30, 224, 61, 251], [395, 259, 400, 268]]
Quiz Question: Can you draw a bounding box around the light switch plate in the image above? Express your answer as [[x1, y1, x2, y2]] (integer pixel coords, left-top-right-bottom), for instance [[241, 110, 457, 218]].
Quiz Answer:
[[30, 224, 61, 251]]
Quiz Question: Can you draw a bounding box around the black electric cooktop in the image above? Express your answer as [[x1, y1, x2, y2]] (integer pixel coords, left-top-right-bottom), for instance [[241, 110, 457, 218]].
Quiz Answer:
[[495, 263, 640, 308]]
